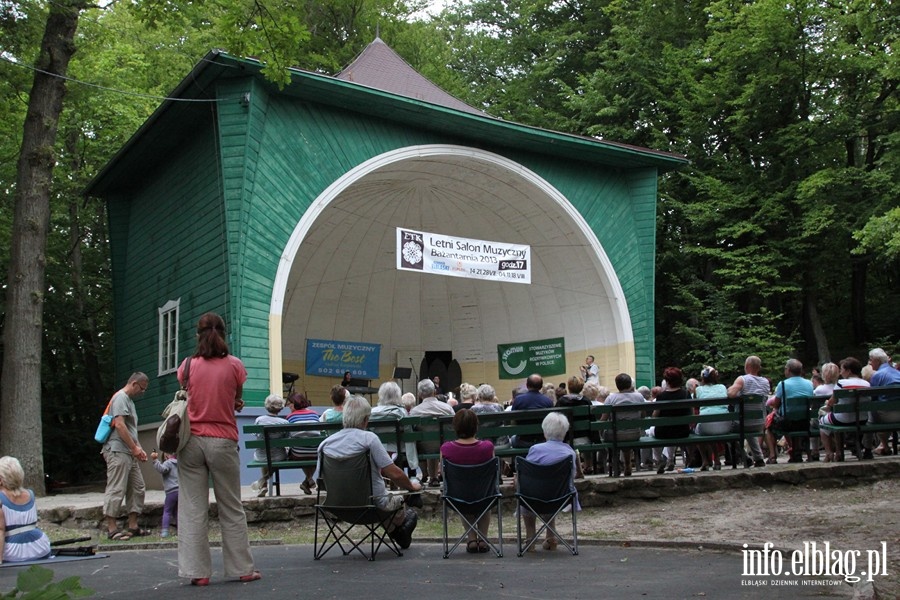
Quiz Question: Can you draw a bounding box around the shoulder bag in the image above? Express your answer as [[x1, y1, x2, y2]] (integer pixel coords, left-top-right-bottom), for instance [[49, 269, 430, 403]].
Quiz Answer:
[[156, 357, 192, 454], [94, 398, 115, 444]]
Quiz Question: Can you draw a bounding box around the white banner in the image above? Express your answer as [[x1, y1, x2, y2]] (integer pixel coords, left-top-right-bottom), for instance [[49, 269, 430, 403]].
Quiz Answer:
[[396, 228, 531, 284]]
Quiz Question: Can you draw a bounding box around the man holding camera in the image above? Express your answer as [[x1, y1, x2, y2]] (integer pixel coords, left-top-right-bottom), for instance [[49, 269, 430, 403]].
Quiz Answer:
[[581, 355, 599, 384]]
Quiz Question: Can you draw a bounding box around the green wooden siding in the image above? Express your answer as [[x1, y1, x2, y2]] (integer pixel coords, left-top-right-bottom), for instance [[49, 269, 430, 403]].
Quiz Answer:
[[213, 84, 659, 394], [98, 55, 681, 420], [109, 109, 231, 421]]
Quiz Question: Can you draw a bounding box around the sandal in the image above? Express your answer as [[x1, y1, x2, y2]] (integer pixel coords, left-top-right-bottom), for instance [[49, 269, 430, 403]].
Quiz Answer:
[[107, 529, 133, 541], [128, 527, 151, 537], [300, 480, 313, 495], [239, 571, 262, 583], [466, 540, 479, 554], [477, 541, 489, 553]]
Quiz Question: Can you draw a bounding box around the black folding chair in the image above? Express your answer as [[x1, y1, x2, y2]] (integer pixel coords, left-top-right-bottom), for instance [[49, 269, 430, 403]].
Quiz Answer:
[[314, 451, 404, 561], [441, 457, 504, 558], [514, 455, 578, 556]]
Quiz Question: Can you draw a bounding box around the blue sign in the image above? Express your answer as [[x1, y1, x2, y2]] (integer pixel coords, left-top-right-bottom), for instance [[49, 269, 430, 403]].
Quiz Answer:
[[305, 338, 381, 378]]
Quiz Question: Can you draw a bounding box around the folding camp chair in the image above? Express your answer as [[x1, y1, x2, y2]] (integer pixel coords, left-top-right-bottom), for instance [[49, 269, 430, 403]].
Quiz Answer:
[[441, 457, 504, 558], [314, 450, 405, 560], [514, 455, 578, 556]]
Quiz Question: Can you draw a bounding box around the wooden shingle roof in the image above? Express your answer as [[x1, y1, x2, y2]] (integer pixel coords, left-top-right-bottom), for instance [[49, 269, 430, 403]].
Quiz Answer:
[[336, 37, 484, 116]]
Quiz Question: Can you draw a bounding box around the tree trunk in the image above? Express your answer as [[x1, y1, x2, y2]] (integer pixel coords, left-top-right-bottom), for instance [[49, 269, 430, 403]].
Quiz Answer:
[[804, 289, 830, 366], [0, 0, 84, 495], [850, 257, 868, 345]]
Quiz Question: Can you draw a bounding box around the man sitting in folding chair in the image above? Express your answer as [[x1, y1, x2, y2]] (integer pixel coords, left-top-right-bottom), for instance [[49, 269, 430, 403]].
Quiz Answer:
[[515, 412, 580, 555], [440, 409, 503, 557], [314, 396, 423, 558]]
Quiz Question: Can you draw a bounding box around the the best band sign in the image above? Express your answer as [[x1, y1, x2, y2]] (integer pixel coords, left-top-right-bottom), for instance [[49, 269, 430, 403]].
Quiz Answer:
[[397, 228, 531, 284]]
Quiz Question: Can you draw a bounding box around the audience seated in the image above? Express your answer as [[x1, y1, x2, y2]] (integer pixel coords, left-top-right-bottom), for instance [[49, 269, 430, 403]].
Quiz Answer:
[[520, 413, 581, 551], [727, 356, 770, 467], [251, 394, 290, 497], [285, 392, 320, 495], [409, 379, 455, 486], [600, 373, 645, 476], [652, 367, 691, 473], [694, 366, 729, 471], [819, 357, 870, 462], [439, 409, 496, 553]]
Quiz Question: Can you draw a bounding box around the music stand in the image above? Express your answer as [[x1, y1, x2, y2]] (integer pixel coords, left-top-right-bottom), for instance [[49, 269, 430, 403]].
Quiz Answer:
[[392, 367, 412, 394]]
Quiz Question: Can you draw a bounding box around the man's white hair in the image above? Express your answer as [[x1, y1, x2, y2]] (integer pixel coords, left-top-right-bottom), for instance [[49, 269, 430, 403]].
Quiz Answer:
[[869, 348, 890, 366], [342, 395, 371, 429]]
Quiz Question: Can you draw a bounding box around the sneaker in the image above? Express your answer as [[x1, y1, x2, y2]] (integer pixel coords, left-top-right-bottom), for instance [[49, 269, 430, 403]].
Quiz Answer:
[[753, 459, 766, 468], [160, 530, 169, 538], [389, 509, 418, 550]]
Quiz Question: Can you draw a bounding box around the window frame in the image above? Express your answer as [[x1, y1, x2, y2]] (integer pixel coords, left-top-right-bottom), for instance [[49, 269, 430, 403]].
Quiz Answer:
[[158, 299, 181, 376]]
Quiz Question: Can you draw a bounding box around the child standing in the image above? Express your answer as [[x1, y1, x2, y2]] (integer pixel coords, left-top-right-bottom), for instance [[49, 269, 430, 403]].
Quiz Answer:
[[150, 451, 178, 537]]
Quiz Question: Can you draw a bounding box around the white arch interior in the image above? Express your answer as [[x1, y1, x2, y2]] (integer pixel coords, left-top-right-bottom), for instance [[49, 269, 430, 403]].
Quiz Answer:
[[268, 145, 633, 393]]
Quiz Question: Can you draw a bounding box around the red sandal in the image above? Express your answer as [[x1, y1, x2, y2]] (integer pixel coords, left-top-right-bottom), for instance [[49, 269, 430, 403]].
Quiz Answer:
[[239, 572, 261, 583]]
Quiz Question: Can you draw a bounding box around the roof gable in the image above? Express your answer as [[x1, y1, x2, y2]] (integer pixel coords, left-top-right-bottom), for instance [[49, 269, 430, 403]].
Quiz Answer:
[[336, 37, 484, 116]]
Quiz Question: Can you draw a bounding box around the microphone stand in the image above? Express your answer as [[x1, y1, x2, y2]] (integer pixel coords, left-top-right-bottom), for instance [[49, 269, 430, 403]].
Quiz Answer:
[[409, 357, 418, 382]]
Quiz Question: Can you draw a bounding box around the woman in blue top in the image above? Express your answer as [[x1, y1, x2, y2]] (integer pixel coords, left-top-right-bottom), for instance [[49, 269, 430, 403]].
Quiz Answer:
[[522, 413, 581, 551], [0, 456, 51, 564], [694, 366, 730, 471]]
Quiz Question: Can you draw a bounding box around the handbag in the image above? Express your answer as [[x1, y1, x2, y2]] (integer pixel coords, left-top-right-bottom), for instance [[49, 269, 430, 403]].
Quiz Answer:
[[94, 399, 115, 444], [156, 357, 192, 454]]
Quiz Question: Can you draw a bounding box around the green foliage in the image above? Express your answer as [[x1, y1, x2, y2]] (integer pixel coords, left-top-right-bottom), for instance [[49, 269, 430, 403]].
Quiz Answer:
[[0, 565, 92, 599], [854, 207, 900, 261], [429, 0, 899, 376]]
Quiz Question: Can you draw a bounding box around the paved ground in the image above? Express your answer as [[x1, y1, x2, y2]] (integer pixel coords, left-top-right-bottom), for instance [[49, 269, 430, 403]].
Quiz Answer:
[[10, 461, 897, 599], [0, 542, 857, 599]]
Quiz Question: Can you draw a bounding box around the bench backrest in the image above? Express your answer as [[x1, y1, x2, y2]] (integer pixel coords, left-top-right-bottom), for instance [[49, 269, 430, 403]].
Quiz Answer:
[[831, 385, 900, 417]]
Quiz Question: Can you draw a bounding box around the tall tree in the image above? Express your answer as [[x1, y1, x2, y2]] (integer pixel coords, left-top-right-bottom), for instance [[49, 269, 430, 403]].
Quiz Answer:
[[1, 0, 87, 493]]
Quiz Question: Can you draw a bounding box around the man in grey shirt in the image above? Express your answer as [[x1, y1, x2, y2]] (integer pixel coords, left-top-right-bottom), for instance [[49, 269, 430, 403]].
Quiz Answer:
[[102, 372, 149, 540], [600, 373, 645, 476], [315, 395, 423, 548]]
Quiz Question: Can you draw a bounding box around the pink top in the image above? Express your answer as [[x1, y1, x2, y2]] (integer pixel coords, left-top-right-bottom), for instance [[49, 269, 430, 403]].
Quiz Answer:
[[178, 355, 247, 441], [440, 439, 494, 465]]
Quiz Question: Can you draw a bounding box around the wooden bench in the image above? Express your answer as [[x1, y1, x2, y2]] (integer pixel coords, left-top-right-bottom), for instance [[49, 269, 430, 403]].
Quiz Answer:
[[244, 420, 406, 496], [581, 396, 761, 474], [245, 395, 773, 494], [818, 385, 900, 458]]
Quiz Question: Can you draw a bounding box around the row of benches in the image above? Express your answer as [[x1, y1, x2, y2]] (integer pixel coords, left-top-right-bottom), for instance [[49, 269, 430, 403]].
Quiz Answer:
[[244, 387, 900, 496]]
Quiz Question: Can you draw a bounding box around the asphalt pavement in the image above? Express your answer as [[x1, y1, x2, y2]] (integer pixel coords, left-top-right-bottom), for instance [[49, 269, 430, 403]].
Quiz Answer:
[[0, 541, 859, 599]]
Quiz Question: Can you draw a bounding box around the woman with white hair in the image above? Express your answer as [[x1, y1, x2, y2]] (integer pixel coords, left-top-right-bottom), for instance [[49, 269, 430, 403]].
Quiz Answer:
[[250, 394, 289, 497], [371, 382, 420, 478], [0, 456, 52, 564], [472, 384, 503, 415], [521, 413, 581, 551]]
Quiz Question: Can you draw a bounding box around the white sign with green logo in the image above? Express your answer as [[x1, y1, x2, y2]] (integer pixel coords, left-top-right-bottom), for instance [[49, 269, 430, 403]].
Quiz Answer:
[[497, 337, 566, 379]]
